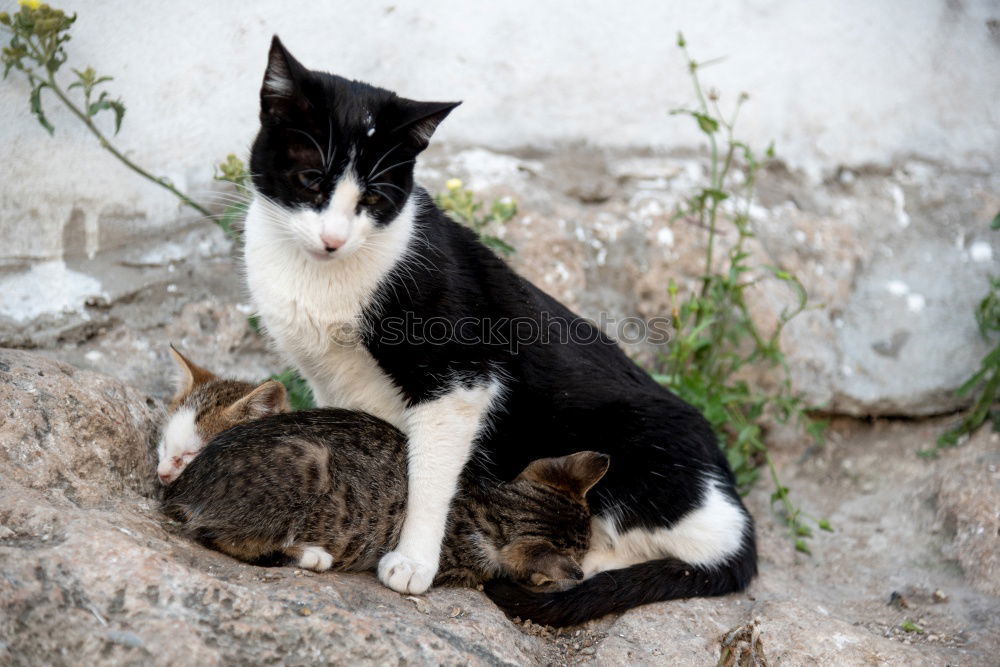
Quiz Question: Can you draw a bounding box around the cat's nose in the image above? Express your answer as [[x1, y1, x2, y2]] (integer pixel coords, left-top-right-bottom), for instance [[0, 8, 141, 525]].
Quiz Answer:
[[320, 234, 345, 252], [158, 472, 172, 485]]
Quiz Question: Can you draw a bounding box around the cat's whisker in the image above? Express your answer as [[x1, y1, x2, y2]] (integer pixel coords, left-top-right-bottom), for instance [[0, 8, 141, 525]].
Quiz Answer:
[[366, 142, 403, 181], [288, 128, 328, 168], [368, 159, 415, 183], [369, 181, 408, 197], [369, 188, 402, 213], [325, 116, 335, 172]]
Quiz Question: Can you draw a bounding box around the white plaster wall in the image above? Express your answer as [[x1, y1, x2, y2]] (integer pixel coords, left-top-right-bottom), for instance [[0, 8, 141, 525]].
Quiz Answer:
[[0, 0, 998, 263]]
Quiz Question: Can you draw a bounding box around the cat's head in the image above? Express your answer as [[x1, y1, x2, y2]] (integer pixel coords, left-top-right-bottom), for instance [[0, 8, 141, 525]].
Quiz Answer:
[[158, 346, 288, 484], [249, 36, 459, 261], [491, 451, 610, 589]]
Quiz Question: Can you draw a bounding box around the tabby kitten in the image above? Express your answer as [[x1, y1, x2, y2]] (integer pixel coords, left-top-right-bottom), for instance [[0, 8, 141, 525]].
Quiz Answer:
[[159, 350, 609, 588]]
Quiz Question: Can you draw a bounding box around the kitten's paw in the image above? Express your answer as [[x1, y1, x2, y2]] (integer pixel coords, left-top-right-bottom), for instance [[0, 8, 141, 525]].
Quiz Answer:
[[297, 546, 334, 572], [378, 551, 436, 594]]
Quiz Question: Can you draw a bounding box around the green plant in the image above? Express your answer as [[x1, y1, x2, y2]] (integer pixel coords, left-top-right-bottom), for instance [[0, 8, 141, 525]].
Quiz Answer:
[[435, 178, 517, 256], [0, 1, 209, 216], [213, 153, 251, 242], [271, 367, 316, 411], [931, 213, 1000, 453], [652, 33, 829, 552]]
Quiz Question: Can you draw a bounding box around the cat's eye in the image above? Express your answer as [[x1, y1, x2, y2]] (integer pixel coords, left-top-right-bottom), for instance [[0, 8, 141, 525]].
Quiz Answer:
[[361, 192, 382, 207], [296, 171, 323, 193]]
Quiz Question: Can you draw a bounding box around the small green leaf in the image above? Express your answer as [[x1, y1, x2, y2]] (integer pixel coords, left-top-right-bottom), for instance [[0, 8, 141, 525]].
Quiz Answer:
[[29, 82, 54, 135], [794, 539, 811, 554], [689, 112, 718, 134], [109, 99, 125, 133], [703, 188, 729, 202], [899, 620, 923, 634], [818, 519, 833, 532], [86, 90, 108, 117], [991, 211, 1000, 230], [482, 235, 516, 256]]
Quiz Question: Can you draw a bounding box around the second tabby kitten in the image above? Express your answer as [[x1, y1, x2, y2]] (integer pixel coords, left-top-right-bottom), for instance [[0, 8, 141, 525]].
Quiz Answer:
[[160, 349, 609, 588]]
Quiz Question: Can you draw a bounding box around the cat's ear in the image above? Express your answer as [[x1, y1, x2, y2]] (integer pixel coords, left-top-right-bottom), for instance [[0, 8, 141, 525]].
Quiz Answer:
[[260, 35, 309, 122], [168, 344, 216, 402], [500, 538, 584, 588], [516, 451, 610, 498], [391, 99, 461, 150], [224, 379, 289, 421]]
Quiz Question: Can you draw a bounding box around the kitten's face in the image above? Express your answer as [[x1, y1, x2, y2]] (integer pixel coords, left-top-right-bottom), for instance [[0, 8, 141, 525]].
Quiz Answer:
[[493, 452, 610, 589], [158, 347, 288, 484], [249, 36, 459, 261]]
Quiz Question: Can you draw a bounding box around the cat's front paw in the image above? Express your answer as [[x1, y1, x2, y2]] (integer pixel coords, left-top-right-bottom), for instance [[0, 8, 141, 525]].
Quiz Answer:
[[297, 546, 334, 572], [378, 550, 436, 594]]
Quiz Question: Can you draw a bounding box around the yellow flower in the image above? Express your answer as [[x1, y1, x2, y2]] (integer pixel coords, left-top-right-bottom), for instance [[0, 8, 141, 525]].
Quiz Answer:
[[445, 178, 463, 191], [18, 0, 42, 9]]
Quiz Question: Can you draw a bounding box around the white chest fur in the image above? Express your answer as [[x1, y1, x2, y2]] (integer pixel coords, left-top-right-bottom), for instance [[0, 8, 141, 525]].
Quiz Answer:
[[243, 196, 416, 428]]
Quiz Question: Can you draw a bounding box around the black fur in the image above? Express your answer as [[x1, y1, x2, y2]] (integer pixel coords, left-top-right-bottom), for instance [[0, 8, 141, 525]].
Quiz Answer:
[[250, 37, 757, 626], [251, 36, 458, 225], [484, 528, 757, 627]]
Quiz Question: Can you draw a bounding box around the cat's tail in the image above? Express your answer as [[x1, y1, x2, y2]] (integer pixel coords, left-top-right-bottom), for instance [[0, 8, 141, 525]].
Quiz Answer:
[[483, 531, 756, 627]]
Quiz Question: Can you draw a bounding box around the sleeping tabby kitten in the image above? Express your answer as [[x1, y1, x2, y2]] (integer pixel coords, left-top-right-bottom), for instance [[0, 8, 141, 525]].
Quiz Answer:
[[159, 349, 609, 588]]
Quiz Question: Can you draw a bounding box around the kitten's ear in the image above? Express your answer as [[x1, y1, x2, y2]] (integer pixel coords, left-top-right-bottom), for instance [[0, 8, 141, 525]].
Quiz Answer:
[[224, 379, 289, 421], [391, 99, 461, 150], [260, 35, 309, 122], [516, 451, 610, 498], [168, 345, 216, 402], [500, 538, 584, 588]]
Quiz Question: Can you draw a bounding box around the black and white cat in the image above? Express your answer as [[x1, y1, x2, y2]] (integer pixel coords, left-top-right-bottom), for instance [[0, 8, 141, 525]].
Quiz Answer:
[[243, 36, 756, 626]]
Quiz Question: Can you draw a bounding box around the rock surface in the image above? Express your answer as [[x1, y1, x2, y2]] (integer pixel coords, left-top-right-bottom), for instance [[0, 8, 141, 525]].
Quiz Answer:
[[935, 446, 1000, 598], [2, 349, 998, 665], [420, 148, 999, 417]]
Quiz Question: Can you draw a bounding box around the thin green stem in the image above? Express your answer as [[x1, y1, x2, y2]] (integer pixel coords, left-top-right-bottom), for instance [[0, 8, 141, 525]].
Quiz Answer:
[[44, 73, 210, 216], [7, 23, 211, 217], [765, 450, 797, 526]]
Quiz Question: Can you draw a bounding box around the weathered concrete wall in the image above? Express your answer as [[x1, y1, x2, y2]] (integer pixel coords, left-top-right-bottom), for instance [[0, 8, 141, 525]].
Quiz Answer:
[[1, 0, 998, 263]]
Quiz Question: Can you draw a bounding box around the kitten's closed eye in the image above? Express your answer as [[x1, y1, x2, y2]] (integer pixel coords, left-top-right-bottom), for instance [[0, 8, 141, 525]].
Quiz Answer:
[[170, 452, 196, 467], [361, 192, 382, 207]]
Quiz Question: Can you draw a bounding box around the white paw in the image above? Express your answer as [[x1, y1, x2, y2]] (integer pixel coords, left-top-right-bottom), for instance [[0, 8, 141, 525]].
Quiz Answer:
[[297, 546, 333, 572], [377, 550, 436, 594]]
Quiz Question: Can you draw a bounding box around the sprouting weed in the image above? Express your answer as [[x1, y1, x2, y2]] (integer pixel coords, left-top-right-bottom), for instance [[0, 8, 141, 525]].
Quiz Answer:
[[271, 367, 316, 411], [211, 154, 251, 243], [931, 218, 1000, 454], [0, 2, 210, 216], [434, 178, 517, 256], [653, 33, 830, 550]]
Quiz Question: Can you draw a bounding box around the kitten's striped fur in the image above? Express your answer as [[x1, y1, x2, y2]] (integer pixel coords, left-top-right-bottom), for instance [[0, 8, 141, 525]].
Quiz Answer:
[[159, 351, 608, 588]]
